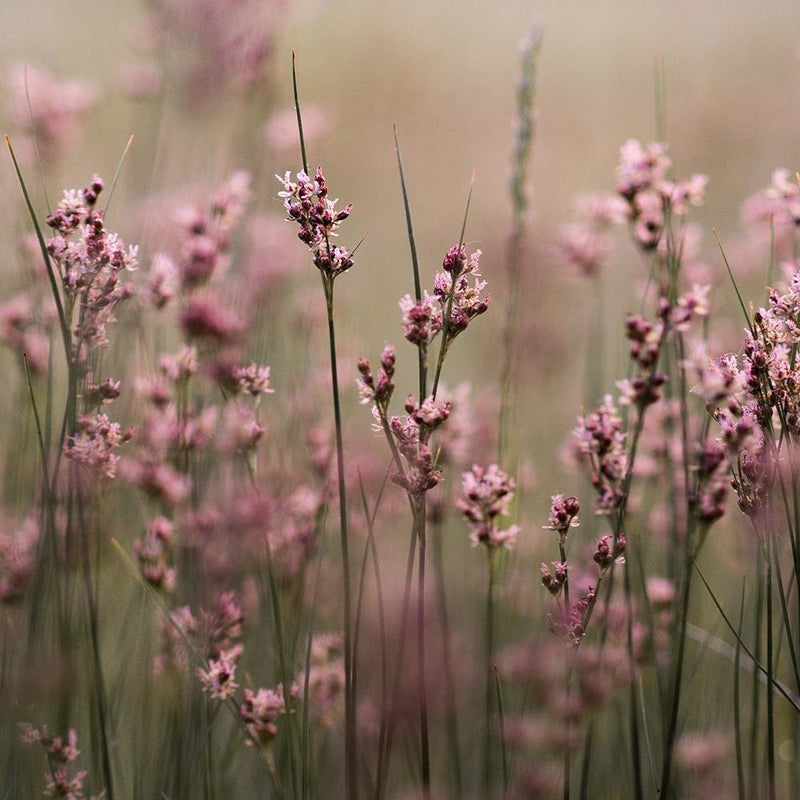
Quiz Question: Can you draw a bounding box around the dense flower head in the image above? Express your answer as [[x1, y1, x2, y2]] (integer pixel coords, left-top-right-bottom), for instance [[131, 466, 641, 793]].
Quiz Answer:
[[692, 440, 729, 525], [357, 345, 396, 410], [277, 167, 354, 277], [573, 395, 628, 515], [240, 684, 293, 747], [197, 644, 243, 700], [616, 139, 671, 199], [540, 560, 568, 596], [458, 463, 520, 549], [543, 494, 580, 536], [65, 412, 129, 480], [399, 292, 443, 346], [433, 246, 490, 335], [614, 139, 707, 250], [234, 363, 274, 397], [388, 414, 442, 495], [45, 176, 138, 363], [593, 533, 626, 569], [20, 724, 90, 800]]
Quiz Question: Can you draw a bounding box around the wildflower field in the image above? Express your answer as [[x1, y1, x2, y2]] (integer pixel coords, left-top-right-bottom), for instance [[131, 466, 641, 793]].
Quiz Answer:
[[4, 1, 800, 798]]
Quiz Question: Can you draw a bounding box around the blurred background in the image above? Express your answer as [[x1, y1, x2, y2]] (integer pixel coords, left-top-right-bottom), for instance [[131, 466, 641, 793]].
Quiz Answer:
[[2, 1, 800, 795], [3, 0, 799, 433]]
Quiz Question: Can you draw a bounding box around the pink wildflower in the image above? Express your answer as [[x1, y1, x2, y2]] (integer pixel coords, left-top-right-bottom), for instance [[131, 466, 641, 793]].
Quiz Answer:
[[458, 463, 520, 549], [277, 167, 354, 278], [197, 644, 243, 700]]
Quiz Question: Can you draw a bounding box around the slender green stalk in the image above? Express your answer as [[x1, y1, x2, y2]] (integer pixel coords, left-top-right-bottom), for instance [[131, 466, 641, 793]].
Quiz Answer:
[[301, 526, 325, 800], [735, 583, 746, 800], [494, 666, 510, 799], [75, 496, 115, 800], [499, 21, 543, 465], [102, 133, 135, 218], [658, 547, 694, 800], [431, 512, 463, 796], [415, 500, 431, 799], [321, 277, 356, 800], [483, 548, 499, 796], [623, 563, 643, 800], [764, 529, 776, 800], [393, 126, 426, 399], [5, 136, 70, 359], [559, 536, 571, 800], [376, 526, 418, 800]]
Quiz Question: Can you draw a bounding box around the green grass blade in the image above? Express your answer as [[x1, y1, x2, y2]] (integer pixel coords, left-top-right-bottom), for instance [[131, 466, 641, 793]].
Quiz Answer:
[[291, 52, 309, 174], [713, 228, 754, 335], [5, 136, 71, 359], [103, 134, 135, 218]]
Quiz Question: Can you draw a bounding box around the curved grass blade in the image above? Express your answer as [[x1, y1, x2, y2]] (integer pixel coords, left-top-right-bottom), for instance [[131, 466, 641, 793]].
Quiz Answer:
[[5, 136, 71, 360]]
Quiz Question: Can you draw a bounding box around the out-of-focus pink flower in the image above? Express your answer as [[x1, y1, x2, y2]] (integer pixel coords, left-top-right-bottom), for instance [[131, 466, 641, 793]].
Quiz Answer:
[[3, 63, 97, 164]]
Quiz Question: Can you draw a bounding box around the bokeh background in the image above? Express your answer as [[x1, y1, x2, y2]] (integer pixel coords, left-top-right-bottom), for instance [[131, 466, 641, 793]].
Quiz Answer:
[[5, 0, 798, 435], [2, 1, 800, 795]]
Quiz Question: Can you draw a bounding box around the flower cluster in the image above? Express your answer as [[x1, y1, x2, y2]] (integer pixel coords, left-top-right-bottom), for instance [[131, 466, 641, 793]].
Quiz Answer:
[[277, 167, 354, 278], [555, 141, 707, 272], [124, 0, 286, 107], [122, 345, 206, 507], [0, 516, 39, 603], [144, 173, 252, 357], [458, 463, 520, 549], [357, 345, 396, 413], [198, 644, 243, 700], [542, 493, 580, 538], [156, 591, 242, 675], [240, 684, 293, 747], [764, 168, 800, 226], [553, 192, 628, 275], [65, 412, 130, 480], [46, 176, 137, 365], [434, 245, 490, 339], [233, 363, 274, 399], [698, 267, 800, 517], [0, 292, 54, 374], [691, 439, 729, 526], [399, 292, 442, 347], [19, 724, 92, 800], [386, 395, 451, 495], [573, 395, 628, 515], [134, 516, 176, 592], [616, 139, 707, 251]]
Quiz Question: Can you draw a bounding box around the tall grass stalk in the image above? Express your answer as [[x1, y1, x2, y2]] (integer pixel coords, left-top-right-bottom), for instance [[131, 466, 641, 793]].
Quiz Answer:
[[483, 547, 499, 796], [498, 20, 543, 465], [291, 57, 356, 799]]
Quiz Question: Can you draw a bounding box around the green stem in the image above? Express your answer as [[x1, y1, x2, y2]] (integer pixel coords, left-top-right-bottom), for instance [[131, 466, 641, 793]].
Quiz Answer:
[[431, 513, 463, 796], [416, 500, 431, 799], [322, 275, 356, 800], [659, 548, 694, 800], [483, 548, 498, 795], [765, 530, 776, 800]]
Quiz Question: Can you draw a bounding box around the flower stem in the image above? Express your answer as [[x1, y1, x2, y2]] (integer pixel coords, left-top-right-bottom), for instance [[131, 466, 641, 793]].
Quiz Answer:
[[322, 275, 356, 800]]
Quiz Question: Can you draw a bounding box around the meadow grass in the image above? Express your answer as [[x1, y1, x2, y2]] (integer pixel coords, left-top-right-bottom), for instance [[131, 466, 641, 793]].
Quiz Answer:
[[2, 9, 800, 800]]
